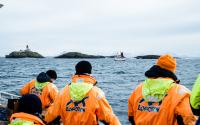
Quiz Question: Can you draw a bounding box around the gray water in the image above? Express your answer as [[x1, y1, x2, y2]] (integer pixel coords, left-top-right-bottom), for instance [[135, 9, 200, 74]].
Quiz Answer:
[[0, 57, 200, 124]]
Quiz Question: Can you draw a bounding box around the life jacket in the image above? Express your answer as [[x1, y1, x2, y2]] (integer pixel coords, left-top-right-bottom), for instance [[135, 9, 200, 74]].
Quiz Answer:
[[9, 113, 45, 125], [128, 78, 196, 125], [20, 80, 58, 109], [71, 75, 97, 85], [45, 82, 120, 125], [190, 74, 200, 111]]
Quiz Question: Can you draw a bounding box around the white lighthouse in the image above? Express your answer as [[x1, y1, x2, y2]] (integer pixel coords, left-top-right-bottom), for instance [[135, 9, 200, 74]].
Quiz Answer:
[[25, 45, 31, 51]]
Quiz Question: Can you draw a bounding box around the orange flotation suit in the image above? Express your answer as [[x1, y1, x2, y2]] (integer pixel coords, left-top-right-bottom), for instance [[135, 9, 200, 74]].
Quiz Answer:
[[128, 82, 196, 125], [45, 75, 120, 125], [20, 79, 58, 109]]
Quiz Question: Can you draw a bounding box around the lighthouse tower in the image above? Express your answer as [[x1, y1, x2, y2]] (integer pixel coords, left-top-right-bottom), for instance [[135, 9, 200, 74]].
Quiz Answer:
[[25, 45, 31, 51]]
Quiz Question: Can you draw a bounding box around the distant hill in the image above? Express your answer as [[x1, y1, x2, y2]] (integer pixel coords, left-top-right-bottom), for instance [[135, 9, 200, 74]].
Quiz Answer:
[[5, 51, 44, 58], [55, 52, 105, 58], [105, 56, 115, 58], [135, 55, 180, 59], [5, 45, 44, 58], [135, 55, 160, 59]]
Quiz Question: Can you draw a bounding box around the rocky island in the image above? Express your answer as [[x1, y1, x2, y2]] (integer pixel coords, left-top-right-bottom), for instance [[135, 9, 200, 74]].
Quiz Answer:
[[135, 55, 161, 59], [5, 45, 44, 58], [55, 52, 105, 58]]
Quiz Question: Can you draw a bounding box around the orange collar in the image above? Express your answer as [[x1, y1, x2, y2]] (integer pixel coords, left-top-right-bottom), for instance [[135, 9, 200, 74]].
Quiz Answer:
[[71, 75, 97, 85]]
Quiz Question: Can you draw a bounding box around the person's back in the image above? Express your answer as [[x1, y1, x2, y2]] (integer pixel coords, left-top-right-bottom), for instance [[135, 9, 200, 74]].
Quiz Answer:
[[20, 71, 58, 109], [9, 94, 45, 125], [128, 54, 196, 125], [129, 79, 194, 125], [45, 60, 120, 125], [46, 84, 119, 124]]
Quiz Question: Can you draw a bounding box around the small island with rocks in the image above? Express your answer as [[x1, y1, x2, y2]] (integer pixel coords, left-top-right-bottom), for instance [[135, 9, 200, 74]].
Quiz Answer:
[[135, 55, 161, 59], [5, 45, 44, 58], [55, 52, 105, 58]]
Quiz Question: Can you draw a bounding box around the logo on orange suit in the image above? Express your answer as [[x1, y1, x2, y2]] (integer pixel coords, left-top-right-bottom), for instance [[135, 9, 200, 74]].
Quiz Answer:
[[138, 98, 162, 112], [66, 97, 89, 112]]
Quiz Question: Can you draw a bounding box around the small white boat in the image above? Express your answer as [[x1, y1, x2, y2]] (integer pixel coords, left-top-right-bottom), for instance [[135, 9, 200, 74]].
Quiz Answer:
[[114, 52, 126, 61], [114, 57, 126, 61]]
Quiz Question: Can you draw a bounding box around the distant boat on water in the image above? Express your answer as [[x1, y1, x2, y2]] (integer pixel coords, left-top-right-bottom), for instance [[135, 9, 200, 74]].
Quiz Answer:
[[114, 52, 126, 61]]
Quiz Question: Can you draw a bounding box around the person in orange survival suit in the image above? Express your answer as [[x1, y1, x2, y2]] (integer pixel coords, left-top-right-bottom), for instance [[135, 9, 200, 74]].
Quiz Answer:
[[45, 60, 121, 125], [128, 54, 196, 125], [20, 70, 58, 110], [9, 94, 45, 125]]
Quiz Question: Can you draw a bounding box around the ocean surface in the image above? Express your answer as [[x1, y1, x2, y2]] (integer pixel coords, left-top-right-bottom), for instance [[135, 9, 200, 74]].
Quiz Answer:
[[0, 57, 200, 124]]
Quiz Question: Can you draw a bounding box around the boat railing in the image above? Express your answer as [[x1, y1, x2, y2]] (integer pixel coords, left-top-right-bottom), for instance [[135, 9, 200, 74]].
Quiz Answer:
[[0, 91, 20, 106]]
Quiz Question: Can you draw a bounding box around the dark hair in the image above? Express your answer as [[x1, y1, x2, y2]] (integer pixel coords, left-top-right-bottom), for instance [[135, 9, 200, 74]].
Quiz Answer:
[[36, 72, 51, 83], [18, 94, 42, 115], [145, 65, 180, 83], [75, 61, 92, 75], [46, 70, 57, 80]]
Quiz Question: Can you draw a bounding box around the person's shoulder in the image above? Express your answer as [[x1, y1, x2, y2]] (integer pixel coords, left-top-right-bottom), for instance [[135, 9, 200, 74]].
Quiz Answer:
[[30, 79, 36, 82], [128, 83, 143, 99], [91, 86, 105, 100], [131, 83, 143, 93], [25, 79, 36, 86], [48, 82, 58, 89], [135, 83, 143, 90], [173, 84, 191, 95], [59, 85, 69, 95]]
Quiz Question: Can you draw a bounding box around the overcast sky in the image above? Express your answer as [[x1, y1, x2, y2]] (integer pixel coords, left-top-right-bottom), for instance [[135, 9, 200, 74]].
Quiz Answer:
[[0, 0, 200, 57]]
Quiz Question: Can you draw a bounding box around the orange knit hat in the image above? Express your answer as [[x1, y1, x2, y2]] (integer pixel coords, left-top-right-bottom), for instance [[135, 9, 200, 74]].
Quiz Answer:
[[156, 54, 176, 73]]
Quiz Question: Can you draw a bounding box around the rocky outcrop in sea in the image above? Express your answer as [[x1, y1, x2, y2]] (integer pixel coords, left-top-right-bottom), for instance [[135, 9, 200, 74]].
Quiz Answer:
[[55, 52, 105, 58]]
